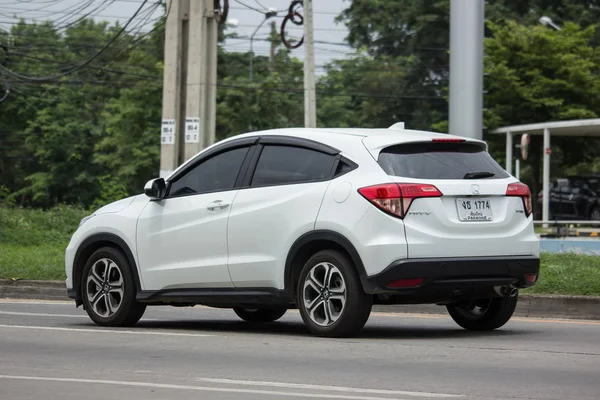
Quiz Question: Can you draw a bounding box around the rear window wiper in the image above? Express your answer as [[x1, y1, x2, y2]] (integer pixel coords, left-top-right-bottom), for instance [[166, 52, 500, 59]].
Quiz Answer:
[[463, 171, 495, 179]]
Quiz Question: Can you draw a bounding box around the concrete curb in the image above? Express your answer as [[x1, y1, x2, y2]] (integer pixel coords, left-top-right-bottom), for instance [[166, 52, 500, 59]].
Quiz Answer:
[[0, 279, 66, 301], [2, 280, 600, 320]]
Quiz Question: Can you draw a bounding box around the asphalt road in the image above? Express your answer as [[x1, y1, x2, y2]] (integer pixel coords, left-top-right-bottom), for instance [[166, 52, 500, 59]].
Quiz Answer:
[[0, 300, 599, 400]]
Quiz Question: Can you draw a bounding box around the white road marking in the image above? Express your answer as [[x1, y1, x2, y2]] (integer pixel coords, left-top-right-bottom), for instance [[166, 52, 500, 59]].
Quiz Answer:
[[197, 378, 464, 398], [0, 299, 73, 305], [0, 310, 161, 321], [0, 375, 454, 400], [0, 311, 88, 318], [0, 324, 212, 337], [1, 299, 599, 325]]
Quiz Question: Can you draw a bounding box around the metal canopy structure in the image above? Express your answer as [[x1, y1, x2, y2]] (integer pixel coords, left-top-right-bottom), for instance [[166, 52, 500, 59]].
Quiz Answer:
[[492, 118, 600, 222]]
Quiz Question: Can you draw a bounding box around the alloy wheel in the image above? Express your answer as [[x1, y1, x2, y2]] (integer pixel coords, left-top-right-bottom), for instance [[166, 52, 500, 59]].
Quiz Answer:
[[302, 262, 347, 327], [86, 258, 124, 318]]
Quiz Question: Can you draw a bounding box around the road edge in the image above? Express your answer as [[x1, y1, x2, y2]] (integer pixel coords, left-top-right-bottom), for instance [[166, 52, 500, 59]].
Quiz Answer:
[[2, 279, 600, 320]]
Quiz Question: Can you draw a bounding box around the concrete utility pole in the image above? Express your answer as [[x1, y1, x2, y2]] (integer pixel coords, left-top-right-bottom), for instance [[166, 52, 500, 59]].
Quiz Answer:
[[202, 0, 219, 153], [303, 0, 317, 128], [160, 0, 188, 179], [161, 0, 219, 177], [448, 0, 484, 140], [182, 0, 205, 161]]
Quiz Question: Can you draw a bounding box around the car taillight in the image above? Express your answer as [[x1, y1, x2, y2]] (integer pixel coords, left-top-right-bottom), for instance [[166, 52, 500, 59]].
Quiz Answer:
[[431, 138, 465, 143], [506, 182, 532, 217], [358, 183, 442, 219]]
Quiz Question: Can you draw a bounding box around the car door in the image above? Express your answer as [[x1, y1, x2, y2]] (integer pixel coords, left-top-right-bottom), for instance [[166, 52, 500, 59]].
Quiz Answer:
[[227, 139, 339, 289], [136, 144, 252, 291]]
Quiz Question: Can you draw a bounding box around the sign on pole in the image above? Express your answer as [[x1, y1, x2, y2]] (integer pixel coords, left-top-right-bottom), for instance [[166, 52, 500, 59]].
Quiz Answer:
[[161, 119, 176, 145], [185, 117, 200, 143]]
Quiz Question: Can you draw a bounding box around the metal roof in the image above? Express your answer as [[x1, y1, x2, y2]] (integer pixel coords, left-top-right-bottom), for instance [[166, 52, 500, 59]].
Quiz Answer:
[[492, 118, 600, 136]]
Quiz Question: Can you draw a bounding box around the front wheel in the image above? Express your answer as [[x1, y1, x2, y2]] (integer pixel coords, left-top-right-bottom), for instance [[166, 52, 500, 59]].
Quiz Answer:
[[297, 250, 372, 338], [81, 247, 146, 327], [446, 294, 518, 331], [233, 307, 287, 323]]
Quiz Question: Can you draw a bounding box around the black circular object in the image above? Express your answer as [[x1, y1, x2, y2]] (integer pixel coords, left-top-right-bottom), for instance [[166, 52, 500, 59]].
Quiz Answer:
[[280, 12, 304, 49], [288, 0, 304, 25]]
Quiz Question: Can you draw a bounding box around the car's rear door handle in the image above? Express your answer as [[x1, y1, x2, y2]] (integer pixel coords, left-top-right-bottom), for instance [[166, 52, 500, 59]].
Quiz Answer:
[[207, 200, 230, 211]]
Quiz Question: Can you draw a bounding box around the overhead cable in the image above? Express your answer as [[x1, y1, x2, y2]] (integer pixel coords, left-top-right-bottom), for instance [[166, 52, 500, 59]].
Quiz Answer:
[[0, 0, 150, 83]]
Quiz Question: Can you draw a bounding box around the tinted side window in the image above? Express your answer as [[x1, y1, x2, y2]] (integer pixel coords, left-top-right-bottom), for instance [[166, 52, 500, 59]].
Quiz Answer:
[[378, 142, 509, 180], [169, 147, 249, 197], [334, 159, 356, 177], [251, 145, 336, 186]]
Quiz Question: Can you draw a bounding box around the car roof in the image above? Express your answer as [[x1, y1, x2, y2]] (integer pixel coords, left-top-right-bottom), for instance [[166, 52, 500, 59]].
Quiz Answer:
[[234, 127, 468, 140], [231, 127, 486, 158], [168, 127, 485, 180]]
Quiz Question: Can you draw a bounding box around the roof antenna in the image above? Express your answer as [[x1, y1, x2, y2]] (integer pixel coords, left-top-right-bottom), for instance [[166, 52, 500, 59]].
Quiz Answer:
[[389, 122, 405, 130]]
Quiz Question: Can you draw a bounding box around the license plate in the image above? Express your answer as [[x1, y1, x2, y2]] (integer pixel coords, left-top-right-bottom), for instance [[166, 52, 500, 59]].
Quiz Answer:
[[456, 198, 493, 221]]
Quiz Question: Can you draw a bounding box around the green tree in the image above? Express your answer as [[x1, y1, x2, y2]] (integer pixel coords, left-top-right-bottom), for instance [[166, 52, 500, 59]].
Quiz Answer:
[[483, 21, 600, 196], [317, 52, 446, 129], [336, 0, 600, 131]]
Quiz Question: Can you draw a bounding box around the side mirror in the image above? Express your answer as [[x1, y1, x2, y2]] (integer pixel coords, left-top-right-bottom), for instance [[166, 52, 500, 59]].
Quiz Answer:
[[144, 178, 166, 200]]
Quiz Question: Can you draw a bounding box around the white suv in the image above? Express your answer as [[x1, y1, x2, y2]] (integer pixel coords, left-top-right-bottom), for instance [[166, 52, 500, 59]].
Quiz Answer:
[[65, 126, 540, 337]]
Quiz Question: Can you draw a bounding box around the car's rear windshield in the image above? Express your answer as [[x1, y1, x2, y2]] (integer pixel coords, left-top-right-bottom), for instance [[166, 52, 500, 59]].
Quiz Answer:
[[377, 142, 510, 180]]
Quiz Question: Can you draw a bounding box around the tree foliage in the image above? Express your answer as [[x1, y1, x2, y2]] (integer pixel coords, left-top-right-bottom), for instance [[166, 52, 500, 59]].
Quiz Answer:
[[2, 0, 600, 209], [0, 16, 304, 208], [483, 20, 600, 195]]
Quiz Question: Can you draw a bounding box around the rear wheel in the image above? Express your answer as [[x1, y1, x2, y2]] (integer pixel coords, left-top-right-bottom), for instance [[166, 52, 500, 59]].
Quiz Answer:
[[446, 294, 518, 331], [81, 247, 146, 327], [233, 307, 287, 323], [297, 250, 372, 337]]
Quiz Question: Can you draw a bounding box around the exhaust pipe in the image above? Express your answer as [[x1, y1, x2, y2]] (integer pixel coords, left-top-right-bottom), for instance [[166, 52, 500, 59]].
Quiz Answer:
[[494, 285, 518, 298]]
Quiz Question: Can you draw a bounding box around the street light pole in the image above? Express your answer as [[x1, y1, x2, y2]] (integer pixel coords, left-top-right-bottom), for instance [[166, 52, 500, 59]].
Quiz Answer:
[[449, 0, 484, 140], [250, 8, 277, 82]]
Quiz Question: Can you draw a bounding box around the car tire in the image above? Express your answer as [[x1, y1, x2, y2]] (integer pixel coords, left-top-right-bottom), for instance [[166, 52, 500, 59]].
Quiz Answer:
[[297, 250, 372, 338], [233, 307, 287, 323], [81, 247, 146, 327], [446, 294, 518, 331], [590, 207, 600, 221]]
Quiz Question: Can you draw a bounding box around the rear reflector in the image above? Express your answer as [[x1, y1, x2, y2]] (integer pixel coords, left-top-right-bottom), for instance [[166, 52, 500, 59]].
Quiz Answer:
[[525, 274, 538, 284], [358, 183, 442, 219], [431, 138, 466, 143], [387, 278, 424, 288], [506, 182, 532, 217]]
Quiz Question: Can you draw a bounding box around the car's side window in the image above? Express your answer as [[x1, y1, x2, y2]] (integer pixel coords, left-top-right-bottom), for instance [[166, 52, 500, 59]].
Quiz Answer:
[[168, 146, 249, 197], [251, 145, 336, 187]]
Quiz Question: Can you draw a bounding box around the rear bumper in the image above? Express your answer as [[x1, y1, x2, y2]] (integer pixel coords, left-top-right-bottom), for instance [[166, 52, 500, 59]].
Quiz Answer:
[[363, 256, 540, 304]]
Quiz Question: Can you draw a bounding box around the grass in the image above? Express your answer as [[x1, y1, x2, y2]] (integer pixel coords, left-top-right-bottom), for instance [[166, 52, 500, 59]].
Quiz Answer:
[[0, 244, 68, 280], [524, 252, 600, 296], [0, 205, 88, 280], [1, 206, 600, 295]]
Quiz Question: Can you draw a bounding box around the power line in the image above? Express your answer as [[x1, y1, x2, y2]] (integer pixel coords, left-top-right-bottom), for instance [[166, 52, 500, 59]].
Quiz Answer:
[[0, 2, 162, 24], [232, 0, 269, 14], [0, 0, 151, 83]]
